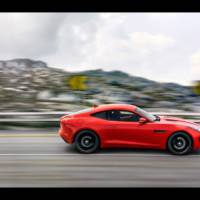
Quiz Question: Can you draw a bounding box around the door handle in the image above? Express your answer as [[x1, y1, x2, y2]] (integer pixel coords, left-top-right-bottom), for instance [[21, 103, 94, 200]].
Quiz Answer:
[[153, 130, 166, 133]]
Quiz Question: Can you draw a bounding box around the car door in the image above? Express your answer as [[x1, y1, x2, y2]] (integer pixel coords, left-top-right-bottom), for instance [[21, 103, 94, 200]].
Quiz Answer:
[[103, 110, 160, 148]]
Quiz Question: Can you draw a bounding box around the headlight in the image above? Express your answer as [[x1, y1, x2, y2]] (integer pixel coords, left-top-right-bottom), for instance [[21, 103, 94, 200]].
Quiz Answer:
[[190, 126, 200, 132]]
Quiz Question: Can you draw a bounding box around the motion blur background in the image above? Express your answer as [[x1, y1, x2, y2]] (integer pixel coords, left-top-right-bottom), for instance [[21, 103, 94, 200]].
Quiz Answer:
[[1, 12, 200, 128], [1, 12, 200, 187]]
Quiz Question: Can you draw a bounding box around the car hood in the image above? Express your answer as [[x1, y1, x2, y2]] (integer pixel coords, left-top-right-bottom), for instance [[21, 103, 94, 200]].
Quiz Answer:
[[159, 116, 198, 126]]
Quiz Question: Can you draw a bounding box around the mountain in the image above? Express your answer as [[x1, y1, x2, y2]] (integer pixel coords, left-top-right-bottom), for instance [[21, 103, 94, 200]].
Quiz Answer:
[[0, 58, 199, 112]]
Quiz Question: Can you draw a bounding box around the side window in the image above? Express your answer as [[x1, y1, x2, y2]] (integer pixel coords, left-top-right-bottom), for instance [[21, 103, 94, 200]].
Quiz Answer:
[[119, 110, 140, 122], [107, 110, 140, 122], [92, 111, 107, 120], [107, 110, 120, 121]]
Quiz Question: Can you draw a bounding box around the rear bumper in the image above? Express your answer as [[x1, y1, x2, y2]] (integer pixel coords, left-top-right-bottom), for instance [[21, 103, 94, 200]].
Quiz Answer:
[[59, 125, 74, 144]]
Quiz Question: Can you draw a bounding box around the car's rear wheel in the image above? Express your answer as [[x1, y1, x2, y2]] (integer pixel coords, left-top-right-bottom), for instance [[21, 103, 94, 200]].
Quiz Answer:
[[74, 130, 100, 154], [167, 132, 193, 155]]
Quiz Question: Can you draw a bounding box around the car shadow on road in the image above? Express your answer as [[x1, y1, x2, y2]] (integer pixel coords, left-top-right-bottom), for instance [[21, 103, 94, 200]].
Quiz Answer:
[[64, 145, 169, 155], [99, 148, 169, 155], [64, 144, 200, 155]]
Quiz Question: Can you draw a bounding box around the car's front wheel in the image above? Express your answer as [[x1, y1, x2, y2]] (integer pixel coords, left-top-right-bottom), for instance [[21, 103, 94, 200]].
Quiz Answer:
[[167, 132, 193, 155], [74, 130, 100, 153]]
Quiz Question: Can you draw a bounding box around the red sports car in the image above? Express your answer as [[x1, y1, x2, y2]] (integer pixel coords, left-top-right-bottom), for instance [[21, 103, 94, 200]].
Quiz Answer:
[[59, 104, 200, 155]]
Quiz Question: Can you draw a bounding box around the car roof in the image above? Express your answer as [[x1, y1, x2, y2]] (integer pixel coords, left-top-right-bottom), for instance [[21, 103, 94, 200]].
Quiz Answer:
[[90, 104, 137, 113]]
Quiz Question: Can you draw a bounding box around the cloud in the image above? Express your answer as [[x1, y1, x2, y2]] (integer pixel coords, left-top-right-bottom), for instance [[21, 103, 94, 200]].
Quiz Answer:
[[0, 13, 66, 58], [130, 32, 175, 48], [87, 31, 176, 68], [0, 13, 199, 85], [74, 15, 179, 83], [41, 13, 102, 69]]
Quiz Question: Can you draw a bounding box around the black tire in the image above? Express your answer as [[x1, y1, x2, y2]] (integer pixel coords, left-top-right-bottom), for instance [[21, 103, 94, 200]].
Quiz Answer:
[[167, 132, 193, 155], [74, 130, 100, 154]]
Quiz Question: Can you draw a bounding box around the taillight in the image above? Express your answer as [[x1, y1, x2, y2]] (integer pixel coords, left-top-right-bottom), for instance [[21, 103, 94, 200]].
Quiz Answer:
[[60, 115, 73, 121]]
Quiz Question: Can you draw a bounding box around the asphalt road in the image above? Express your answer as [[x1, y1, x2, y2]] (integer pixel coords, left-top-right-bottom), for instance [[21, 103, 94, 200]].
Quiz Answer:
[[0, 130, 200, 187]]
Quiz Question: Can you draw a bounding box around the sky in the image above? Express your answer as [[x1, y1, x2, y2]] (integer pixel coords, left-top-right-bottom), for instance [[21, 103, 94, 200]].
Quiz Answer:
[[0, 12, 200, 85]]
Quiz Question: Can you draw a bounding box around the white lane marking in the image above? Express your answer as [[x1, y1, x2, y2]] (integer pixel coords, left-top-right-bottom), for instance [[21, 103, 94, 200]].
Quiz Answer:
[[0, 134, 56, 137], [0, 153, 184, 156]]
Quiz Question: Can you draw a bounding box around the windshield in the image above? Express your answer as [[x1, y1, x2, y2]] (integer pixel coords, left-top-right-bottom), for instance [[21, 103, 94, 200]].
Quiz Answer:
[[135, 107, 156, 121]]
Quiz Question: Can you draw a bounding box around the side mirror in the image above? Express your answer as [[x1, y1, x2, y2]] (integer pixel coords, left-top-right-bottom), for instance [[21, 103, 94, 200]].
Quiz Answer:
[[139, 117, 148, 124]]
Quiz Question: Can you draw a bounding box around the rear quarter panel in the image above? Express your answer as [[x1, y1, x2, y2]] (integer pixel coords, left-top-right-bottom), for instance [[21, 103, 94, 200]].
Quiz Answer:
[[64, 115, 107, 145]]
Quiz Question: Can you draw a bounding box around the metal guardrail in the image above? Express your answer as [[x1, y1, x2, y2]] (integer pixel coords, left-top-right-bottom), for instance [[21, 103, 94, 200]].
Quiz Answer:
[[0, 112, 69, 122], [151, 112, 200, 116], [0, 112, 200, 122], [0, 112, 70, 115]]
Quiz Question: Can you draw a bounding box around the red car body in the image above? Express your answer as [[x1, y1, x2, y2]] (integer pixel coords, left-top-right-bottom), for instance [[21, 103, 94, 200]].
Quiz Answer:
[[59, 104, 200, 153]]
